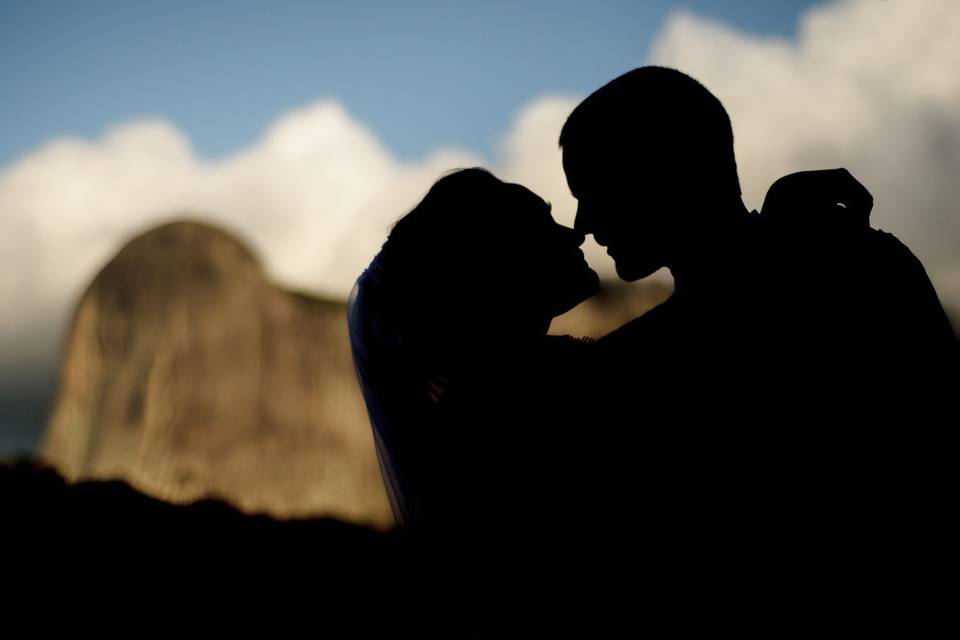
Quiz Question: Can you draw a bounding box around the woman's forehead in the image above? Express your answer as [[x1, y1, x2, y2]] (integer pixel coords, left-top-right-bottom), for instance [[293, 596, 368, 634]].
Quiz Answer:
[[502, 182, 552, 216]]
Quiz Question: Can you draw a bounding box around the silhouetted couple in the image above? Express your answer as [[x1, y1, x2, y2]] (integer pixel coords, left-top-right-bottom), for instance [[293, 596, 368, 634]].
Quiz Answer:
[[348, 67, 957, 579]]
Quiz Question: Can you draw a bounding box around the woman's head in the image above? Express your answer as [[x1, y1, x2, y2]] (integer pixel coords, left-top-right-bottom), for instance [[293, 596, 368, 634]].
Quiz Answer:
[[380, 168, 598, 339]]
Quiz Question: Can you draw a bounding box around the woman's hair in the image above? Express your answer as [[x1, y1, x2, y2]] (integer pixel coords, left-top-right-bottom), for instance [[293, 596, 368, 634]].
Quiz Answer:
[[383, 167, 503, 269], [376, 168, 516, 323]]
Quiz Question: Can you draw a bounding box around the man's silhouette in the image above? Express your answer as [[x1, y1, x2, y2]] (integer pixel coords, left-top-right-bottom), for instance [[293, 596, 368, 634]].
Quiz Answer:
[[558, 67, 956, 577]]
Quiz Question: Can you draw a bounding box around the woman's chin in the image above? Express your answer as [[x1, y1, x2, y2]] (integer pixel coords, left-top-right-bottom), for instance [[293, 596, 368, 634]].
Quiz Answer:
[[578, 269, 601, 302], [552, 270, 600, 317]]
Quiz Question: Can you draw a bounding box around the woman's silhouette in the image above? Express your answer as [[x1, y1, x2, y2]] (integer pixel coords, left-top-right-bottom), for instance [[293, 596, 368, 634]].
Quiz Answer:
[[348, 168, 598, 539]]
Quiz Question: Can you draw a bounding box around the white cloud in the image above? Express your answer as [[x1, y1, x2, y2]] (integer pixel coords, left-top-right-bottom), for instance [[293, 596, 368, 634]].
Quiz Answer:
[[0, 102, 485, 379], [0, 92, 616, 384], [651, 0, 960, 314]]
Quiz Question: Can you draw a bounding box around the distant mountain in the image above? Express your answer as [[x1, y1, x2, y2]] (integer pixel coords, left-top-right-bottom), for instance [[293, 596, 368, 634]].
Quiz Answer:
[[38, 219, 672, 529], [40, 220, 393, 528]]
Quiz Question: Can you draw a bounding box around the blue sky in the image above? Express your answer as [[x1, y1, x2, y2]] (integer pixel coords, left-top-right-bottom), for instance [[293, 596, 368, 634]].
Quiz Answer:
[[1, 0, 825, 166]]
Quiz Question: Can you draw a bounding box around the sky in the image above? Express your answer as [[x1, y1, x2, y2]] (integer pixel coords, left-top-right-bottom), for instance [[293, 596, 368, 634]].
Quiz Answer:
[[2, 0, 959, 453], [1, 0, 823, 165]]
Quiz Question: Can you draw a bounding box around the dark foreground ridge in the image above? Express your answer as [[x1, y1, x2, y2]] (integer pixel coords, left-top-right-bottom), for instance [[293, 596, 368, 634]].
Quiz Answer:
[[2, 459, 404, 573], [2, 457, 951, 632]]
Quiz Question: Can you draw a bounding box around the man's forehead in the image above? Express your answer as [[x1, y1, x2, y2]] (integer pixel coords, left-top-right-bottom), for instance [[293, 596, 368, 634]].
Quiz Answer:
[[562, 147, 604, 195], [564, 160, 644, 197], [566, 142, 675, 182]]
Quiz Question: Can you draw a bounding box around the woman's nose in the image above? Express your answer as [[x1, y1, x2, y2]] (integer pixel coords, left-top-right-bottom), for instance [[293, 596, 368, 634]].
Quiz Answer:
[[573, 201, 594, 236], [554, 222, 586, 246]]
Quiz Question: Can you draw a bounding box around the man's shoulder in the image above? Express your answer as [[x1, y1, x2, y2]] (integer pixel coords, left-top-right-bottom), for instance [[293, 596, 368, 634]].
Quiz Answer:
[[865, 228, 926, 270]]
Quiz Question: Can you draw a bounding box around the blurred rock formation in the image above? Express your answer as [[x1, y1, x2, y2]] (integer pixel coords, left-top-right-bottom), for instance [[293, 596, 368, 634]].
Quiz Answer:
[[39, 219, 671, 528]]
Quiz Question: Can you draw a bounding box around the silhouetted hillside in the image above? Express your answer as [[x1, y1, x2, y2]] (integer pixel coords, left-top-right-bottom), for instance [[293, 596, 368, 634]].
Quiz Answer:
[[1, 459, 404, 582]]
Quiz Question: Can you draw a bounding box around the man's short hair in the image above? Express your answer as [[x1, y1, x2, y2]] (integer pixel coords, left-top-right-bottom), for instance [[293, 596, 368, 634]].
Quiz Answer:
[[560, 66, 740, 195]]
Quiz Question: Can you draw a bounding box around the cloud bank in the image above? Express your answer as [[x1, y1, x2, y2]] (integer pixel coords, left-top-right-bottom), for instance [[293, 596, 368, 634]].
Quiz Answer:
[[0, 95, 596, 383], [1, 0, 958, 389], [651, 0, 960, 313]]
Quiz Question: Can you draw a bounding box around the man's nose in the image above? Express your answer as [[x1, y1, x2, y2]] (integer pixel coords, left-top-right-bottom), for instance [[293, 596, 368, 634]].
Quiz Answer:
[[570, 227, 587, 247]]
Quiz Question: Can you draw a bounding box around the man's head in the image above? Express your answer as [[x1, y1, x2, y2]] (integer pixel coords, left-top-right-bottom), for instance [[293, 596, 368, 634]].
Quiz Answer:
[[560, 66, 741, 280]]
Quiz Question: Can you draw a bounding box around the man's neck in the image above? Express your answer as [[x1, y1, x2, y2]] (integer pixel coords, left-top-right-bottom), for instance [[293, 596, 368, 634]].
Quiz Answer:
[[670, 197, 752, 295]]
